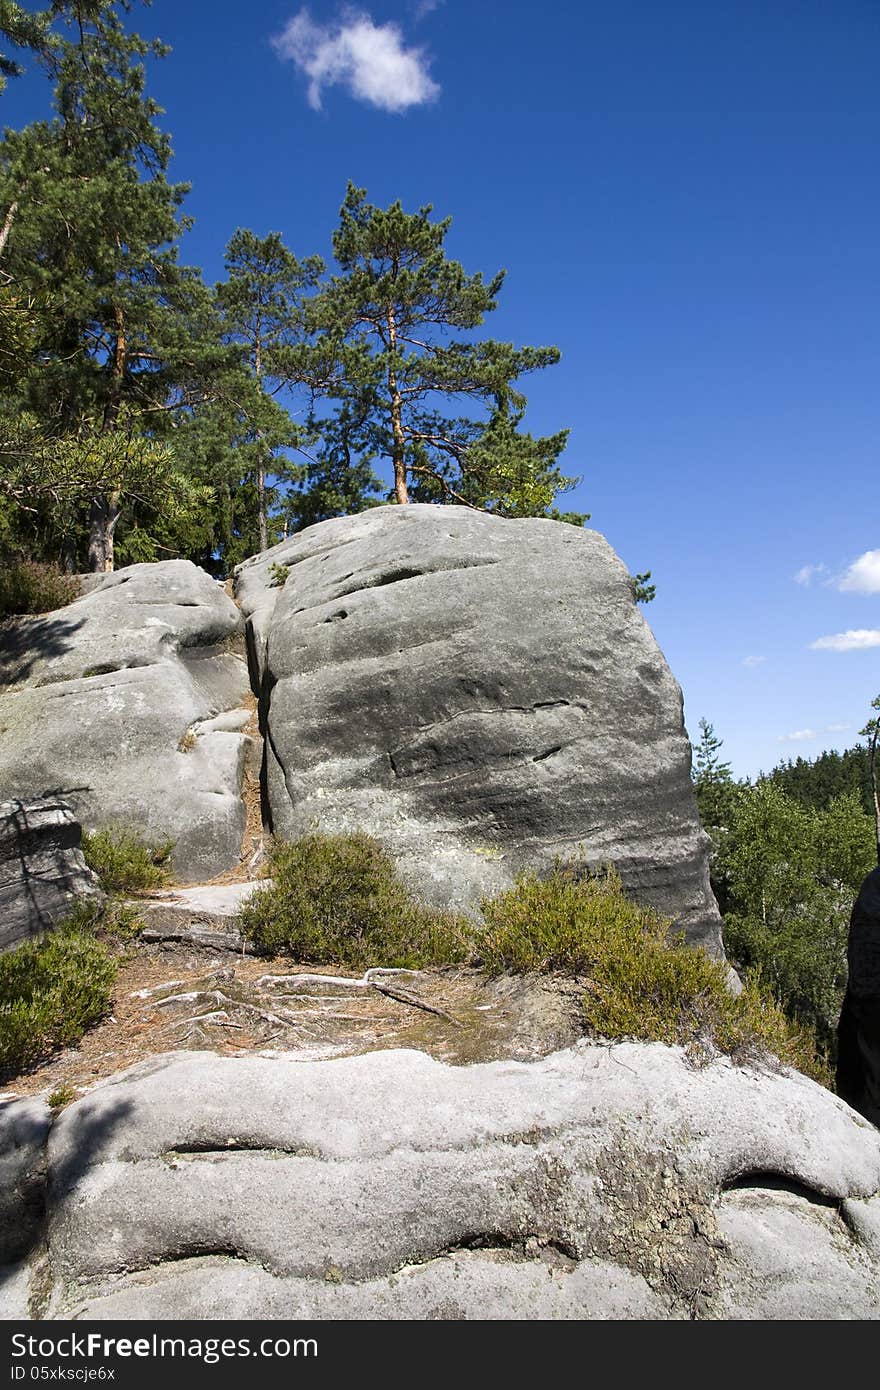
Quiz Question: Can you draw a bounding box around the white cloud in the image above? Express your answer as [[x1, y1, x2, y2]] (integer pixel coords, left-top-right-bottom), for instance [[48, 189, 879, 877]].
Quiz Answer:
[[273, 8, 440, 112], [838, 549, 880, 594], [778, 722, 851, 743], [810, 629, 880, 652], [794, 562, 827, 586], [742, 654, 765, 668]]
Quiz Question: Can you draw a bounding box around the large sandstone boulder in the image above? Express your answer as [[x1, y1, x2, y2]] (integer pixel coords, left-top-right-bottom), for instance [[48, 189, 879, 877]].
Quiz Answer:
[[0, 562, 252, 882], [0, 799, 104, 952], [235, 506, 722, 951], [2, 1043, 879, 1319]]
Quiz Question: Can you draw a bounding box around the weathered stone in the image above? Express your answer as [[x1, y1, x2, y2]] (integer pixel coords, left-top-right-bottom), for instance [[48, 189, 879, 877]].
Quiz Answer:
[[0, 799, 103, 952], [3, 1042, 877, 1319], [713, 1187, 880, 1318], [0, 562, 252, 882], [235, 506, 723, 950], [137, 882, 267, 952], [0, 560, 240, 690], [0, 1096, 50, 1263]]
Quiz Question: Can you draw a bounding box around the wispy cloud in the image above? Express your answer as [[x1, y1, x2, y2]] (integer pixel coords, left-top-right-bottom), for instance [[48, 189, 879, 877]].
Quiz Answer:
[[742, 654, 766, 668], [794, 562, 827, 586], [273, 7, 440, 112], [837, 548, 880, 594], [810, 629, 880, 652], [778, 722, 850, 743]]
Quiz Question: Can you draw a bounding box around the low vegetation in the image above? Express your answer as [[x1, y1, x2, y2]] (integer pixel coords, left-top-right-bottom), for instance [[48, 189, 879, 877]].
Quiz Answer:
[[267, 561, 289, 588], [0, 928, 116, 1080], [61, 897, 145, 944], [239, 832, 472, 968], [479, 862, 827, 1082], [0, 561, 80, 618], [81, 826, 173, 895], [0, 826, 174, 1080], [1, 810, 836, 1085], [241, 836, 827, 1081]]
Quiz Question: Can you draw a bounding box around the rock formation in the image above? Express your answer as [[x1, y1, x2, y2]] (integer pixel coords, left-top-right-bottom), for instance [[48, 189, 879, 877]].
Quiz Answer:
[[2, 1042, 879, 1319], [0, 799, 104, 952], [0, 561, 253, 882], [236, 505, 723, 952]]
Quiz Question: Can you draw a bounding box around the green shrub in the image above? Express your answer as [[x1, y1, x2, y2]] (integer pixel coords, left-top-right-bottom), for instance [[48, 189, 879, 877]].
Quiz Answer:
[[81, 827, 173, 895], [0, 561, 80, 618], [0, 929, 116, 1080], [239, 833, 473, 968], [61, 896, 144, 942], [48, 1084, 76, 1110], [478, 862, 828, 1083], [267, 561, 289, 588]]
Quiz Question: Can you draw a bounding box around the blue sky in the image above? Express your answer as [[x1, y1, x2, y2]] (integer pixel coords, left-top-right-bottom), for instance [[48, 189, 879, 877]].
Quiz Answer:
[[5, 0, 879, 778]]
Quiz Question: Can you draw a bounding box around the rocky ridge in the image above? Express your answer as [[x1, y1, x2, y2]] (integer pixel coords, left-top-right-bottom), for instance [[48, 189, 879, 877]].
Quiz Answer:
[[3, 516, 876, 1320]]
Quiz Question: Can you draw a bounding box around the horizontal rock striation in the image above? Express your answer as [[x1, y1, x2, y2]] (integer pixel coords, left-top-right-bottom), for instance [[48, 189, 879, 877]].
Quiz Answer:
[[0, 799, 104, 951], [0, 562, 252, 882], [3, 1042, 879, 1319], [236, 506, 723, 950]]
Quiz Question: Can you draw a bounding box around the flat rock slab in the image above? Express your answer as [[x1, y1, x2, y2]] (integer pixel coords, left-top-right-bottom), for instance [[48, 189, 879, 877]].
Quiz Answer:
[[0, 561, 252, 882], [137, 881, 271, 952], [3, 1041, 879, 1319], [143, 881, 270, 918], [235, 507, 723, 951], [0, 798, 103, 951]]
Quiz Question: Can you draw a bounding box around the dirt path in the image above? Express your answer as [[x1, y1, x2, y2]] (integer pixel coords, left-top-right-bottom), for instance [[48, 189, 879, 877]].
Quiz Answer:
[[3, 945, 584, 1100]]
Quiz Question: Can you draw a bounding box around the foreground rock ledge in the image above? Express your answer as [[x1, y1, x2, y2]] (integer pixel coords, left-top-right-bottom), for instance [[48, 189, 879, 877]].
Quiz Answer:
[[236, 506, 723, 952], [2, 1042, 879, 1319]]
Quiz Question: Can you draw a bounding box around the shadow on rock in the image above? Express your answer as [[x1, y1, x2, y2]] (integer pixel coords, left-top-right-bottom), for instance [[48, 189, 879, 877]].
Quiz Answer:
[[0, 1094, 133, 1284], [0, 614, 86, 688]]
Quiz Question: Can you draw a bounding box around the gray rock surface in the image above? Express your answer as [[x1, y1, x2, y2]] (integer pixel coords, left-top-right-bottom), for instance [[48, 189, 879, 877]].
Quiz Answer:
[[0, 562, 252, 881], [236, 506, 722, 949], [0, 1096, 50, 1263], [3, 1042, 878, 1320], [0, 799, 103, 951], [137, 881, 267, 952]]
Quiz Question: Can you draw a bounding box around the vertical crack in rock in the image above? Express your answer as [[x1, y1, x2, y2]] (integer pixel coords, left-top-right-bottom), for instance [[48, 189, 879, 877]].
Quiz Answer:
[[234, 506, 725, 946]]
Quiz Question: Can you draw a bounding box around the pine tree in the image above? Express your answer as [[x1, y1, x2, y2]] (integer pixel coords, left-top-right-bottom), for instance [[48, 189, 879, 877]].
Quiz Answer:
[[213, 229, 324, 551], [0, 0, 218, 570], [0, 2, 51, 96], [692, 717, 732, 784], [691, 717, 736, 829], [302, 184, 581, 517], [858, 693, 880, 865]]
